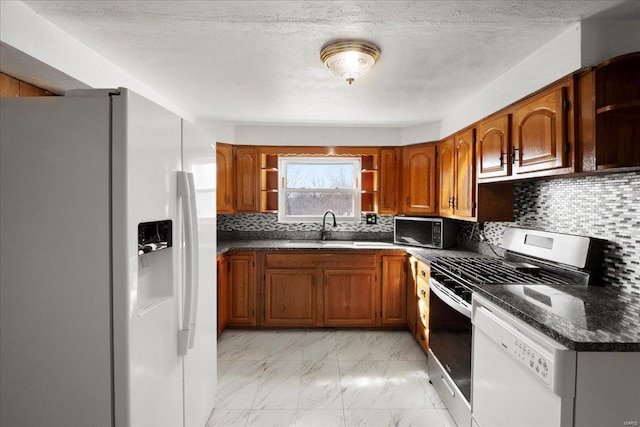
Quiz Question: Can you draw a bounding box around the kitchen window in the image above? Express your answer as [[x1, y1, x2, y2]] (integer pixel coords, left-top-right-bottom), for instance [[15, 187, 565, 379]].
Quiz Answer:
[[278, 157, 361, 222]]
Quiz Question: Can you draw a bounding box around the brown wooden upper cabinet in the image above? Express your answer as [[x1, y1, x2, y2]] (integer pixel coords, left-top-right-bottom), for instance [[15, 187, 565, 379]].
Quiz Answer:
[[379, 147, 401, 215], [438, 129, 476, 218], [216, 143, 234, 214], [477, 114, 511, 179], [577, 52, 640, 171], [402, 143, 437, 215], [234, 146, 260, 212], [512, 81, 571, 176]]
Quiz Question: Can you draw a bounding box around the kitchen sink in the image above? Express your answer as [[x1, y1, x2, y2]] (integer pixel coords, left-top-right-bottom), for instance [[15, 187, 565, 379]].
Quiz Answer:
[[283, 240, 355, 248], [282, 240, 394, 248]]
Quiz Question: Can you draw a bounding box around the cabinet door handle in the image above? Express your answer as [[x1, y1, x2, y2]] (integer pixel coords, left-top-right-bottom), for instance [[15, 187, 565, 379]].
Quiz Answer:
[[499, 151, 505, 167], [420, 289, 426, 297], [512, 147, 519, 165]]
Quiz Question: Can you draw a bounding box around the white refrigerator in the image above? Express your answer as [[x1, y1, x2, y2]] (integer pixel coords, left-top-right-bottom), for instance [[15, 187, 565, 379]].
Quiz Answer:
[[0, 88, 217, 426]]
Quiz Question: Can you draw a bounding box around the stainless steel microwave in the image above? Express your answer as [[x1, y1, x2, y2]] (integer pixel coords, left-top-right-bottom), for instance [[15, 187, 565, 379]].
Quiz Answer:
[[393, 216, 458, 249]]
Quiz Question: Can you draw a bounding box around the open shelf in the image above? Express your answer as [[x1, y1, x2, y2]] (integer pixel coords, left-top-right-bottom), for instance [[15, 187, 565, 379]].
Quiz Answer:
[[260, 153, 279, 212]]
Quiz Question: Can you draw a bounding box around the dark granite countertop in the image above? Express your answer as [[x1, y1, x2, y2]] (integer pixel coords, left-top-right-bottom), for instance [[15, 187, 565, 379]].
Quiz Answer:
[[472, 282, 640, 352], [217, 239, 640, 352]]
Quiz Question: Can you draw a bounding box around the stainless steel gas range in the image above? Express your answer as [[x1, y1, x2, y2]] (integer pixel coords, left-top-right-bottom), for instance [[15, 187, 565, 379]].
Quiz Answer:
[[426, 227, 602, 427]]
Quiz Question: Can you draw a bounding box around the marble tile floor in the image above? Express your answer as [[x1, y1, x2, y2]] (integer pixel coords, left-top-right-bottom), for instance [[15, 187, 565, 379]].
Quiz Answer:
[[207, 329, 456, 427]]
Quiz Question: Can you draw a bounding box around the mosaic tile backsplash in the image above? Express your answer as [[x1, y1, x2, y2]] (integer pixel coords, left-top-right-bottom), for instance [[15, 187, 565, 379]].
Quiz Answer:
[[466, 171, 640, 295], [218, 172, 640, 294], [217, 212, 395, 241]]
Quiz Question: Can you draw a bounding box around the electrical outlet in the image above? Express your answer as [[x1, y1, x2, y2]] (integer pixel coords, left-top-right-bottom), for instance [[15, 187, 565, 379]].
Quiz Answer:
[[365, 213, 377, 224]]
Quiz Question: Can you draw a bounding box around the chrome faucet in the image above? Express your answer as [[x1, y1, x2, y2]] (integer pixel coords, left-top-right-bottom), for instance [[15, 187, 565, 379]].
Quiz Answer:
[[321, 210, 337, 240]]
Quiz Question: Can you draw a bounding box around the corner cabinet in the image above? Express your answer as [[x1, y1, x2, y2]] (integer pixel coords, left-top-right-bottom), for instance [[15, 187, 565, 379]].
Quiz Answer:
[[234, 146, 260, 212], [216, 143, 234, 214], [438, 129, 476, 219], [380, 255, 407, 325], [379, 147, 401, 214], [402, 143, 437, 215], [216, 254, 228, 336], [226, 251, 257, 326]]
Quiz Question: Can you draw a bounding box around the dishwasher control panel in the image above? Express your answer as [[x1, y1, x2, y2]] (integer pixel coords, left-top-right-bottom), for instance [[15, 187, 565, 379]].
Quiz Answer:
[[511, 338, 551, 385]]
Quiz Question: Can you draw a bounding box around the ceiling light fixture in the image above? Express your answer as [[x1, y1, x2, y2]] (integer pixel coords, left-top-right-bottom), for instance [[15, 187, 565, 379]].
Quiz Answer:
[[320, 40, 381, 85]]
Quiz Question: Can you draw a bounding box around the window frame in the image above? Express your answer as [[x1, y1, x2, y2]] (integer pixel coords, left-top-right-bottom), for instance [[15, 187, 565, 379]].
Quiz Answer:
[[277, 156, 362, 223]]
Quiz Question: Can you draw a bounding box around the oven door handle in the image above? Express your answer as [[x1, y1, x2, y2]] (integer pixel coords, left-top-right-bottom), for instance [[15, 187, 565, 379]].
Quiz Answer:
[[429, 278, 472, 319]]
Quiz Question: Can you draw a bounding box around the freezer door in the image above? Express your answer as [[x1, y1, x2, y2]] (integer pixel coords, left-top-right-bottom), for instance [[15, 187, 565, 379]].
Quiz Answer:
[[111, 89, 184, 427], [1, 97, 113, 426], [181, 119, 217, 427]]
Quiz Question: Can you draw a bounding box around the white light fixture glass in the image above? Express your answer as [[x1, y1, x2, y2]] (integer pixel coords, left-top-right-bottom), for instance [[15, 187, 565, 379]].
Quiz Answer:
[[320, 41, 380, 84]]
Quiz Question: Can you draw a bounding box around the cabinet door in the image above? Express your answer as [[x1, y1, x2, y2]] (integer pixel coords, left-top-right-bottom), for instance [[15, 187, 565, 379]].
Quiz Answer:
[[438, 138, 455, 216], [513, 86, 567, 175], [454, 129, 476, 218], [379, 147, 400, 214], [323, 269, 378, 326], [217, 255, 228, 336], [235, 147, 259, 212], [216, 143, 234, 214], [227, 253, 256, 326], [402, 144, 437, 215], [477, 114, 511, 179], [264, 269, 318, 326], [381, 255, 407, 325]]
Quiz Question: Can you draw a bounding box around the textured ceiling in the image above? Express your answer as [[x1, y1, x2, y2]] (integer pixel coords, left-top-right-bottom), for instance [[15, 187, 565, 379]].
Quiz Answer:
[[20, 1, 638, 126]]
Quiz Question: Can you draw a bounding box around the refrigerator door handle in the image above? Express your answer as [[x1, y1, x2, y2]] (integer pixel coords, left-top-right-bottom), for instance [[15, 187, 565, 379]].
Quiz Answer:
[[177, 171, 200, 356]]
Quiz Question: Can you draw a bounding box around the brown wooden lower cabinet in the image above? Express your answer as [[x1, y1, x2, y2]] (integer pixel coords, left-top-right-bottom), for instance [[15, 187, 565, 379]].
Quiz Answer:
[[227, 251, 257, 326], [216, 254, 228, 336], [264, 269, 318, 326], [218, 250, 420, 333], [323, 269, 378, 326], [381, 255, 407, 325]]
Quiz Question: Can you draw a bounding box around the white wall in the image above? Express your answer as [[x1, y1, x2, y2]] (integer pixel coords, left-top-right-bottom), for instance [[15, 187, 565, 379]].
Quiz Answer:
[[439, 24, 583, 138], [0, 1, 190, 120], [580, 20, 640, 66], [400, 121, 441, 145], [234, 125, 402, 146], [2, 1, 637, 145], [438, 20, 640, 138]]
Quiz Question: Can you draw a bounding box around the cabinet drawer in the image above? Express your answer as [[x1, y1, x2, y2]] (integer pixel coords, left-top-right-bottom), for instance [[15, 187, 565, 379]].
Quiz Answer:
[[265, 252, 377, 268], [416, 323, 429, 354]]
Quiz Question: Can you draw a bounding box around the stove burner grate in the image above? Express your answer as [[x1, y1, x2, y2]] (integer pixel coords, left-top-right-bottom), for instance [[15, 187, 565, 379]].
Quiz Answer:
[[431, 257, 576, 286]]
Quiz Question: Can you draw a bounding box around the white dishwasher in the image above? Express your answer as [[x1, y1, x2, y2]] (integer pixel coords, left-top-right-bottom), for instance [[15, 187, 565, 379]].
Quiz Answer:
[[471, 294, 577, 427]]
